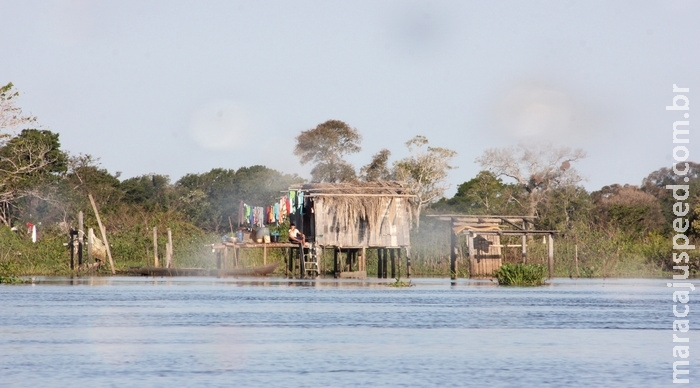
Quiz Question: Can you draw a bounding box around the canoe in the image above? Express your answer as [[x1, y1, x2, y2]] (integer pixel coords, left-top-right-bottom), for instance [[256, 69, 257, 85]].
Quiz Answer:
[[127, 262, 279, 277]]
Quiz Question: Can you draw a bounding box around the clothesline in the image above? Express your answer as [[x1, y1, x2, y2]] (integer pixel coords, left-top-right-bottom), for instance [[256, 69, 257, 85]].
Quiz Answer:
[[238, 190, 307, 228]]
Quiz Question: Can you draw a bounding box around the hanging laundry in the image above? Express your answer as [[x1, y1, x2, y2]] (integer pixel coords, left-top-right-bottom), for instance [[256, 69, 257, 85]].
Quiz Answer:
[[266, 206, 273, 224], [289, 191, 297, 214], [297, 191, 304, 215]]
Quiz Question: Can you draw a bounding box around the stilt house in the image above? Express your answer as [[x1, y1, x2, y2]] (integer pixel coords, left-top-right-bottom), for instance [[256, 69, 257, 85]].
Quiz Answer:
[[289, 181, 414, 278]]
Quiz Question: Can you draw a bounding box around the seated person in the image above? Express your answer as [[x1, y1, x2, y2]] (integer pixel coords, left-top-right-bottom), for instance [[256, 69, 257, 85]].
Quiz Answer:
[[288, 223, 306, 246]]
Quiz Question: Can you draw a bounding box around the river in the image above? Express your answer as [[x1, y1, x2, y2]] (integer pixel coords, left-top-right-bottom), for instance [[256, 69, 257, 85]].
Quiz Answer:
[[0, 277, 693, 387]]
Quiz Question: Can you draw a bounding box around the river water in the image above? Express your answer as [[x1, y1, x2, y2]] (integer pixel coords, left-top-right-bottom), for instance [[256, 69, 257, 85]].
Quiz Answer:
[[0, 277, 694, 387]]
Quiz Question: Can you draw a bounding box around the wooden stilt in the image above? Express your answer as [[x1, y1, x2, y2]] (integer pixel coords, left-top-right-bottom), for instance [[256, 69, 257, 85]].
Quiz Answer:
[[521, 234, 527, 264], [69, 229, 75, 270], [574, 244, 579, 278], [377, 248, 383, 279], [450, 221, 458, 279], [78, 211, 84, 267], [467, 232, 475, 277], [333, 248, 339, 278], [167, 228, 173, 268], [263, 244, 267, 266], [361, 247, 366, 272], [320, 247, 325, 275], [382, 249, 388, 279], [87, 228, 93, 263], [299, 247, 305, 279], [390, 248, 396, 279], [547, 233, 554, 279], [397, 248, 402, 278], [153, 227, 159, 267], [405, 247, 411, 278]]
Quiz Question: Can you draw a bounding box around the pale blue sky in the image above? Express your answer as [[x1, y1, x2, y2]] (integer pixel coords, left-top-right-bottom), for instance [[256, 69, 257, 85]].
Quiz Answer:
[[1, 0, 698, 195]]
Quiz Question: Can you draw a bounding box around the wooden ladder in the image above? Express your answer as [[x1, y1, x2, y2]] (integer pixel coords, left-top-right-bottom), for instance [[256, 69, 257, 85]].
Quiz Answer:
[[303, 244, 319, 277]]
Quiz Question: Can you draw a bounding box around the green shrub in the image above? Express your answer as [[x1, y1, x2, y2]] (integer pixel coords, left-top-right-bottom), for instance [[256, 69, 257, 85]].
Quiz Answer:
[[493, 263, 547, 286]]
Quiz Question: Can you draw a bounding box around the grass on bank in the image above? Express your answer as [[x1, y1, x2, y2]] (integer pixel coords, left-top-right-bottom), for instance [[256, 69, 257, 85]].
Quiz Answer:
[[1, 215, 697, 279]]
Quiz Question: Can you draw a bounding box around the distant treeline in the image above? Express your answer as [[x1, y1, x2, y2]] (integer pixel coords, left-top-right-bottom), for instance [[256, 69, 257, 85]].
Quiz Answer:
[[0, 130, 697, 277], [3, 82, 697, 277]]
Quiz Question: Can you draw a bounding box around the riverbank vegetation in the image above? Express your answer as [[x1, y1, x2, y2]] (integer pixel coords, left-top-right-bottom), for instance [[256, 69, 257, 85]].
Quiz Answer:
[[1, 83, 698, 279], [493, 264, 548, 286]]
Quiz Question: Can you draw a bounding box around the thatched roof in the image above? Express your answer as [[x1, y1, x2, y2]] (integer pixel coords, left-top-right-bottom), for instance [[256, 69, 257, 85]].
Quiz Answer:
[[294, 182, 414, 246], [299, 181, 413, 197]]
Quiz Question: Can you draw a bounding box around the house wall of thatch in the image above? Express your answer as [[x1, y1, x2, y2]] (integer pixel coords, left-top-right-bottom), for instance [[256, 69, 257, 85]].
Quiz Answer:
[[300, 182, 412, 248]]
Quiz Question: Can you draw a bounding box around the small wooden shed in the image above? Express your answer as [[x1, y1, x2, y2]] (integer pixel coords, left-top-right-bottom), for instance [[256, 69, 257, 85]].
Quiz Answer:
[[428, 215, 557, 279]]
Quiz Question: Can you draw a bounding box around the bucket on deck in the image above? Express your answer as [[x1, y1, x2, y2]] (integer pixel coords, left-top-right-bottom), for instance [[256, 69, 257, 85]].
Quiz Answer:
[[254, 227, 270, 243]]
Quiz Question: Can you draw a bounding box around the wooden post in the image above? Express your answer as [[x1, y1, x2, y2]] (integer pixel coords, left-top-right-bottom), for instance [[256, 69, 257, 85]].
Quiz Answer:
[[167, 228, 173, 268], [88, 194, 115, 275], [165, 242, 171, 268], [320, 247, 325, 275], [377, 248, 383, 279], [397, 248, 402, 278], [69, 229, 75, 270], [383, 249, 388, 279], [390, 249, 396, 279], [87, 228, 93, 263], [299, 246, 305, 279], [333, 248, 339, 279], [547, 233, 554, 279], [574, 244, 579, 278], [405, 247, 411, 278], [361, 247, 366, 272], [450, 220, 458, 280], [78, 211, 84, 267], [153, 227, 159, 267], [223, 246, 229, 270], [521, 234, 527, 264], [234, 246, 239, 268], [467, 232, 475, 278], [263, 244, 267, 266]]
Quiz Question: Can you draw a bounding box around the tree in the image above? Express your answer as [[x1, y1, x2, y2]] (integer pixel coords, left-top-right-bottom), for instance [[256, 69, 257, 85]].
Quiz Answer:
[[0, 129, 68, 226], [1, 82, 36, 137], [394, 135, 457, 227], [591, 184, 664, 236], [294, 120, 361, 182], [537, 185, 593, 232], [360, 149, 393, 182], [641, 162, 699, 236], [433, 170, 522, 215], [121, 174, 174, 212], [54, 154, 122, 224], [176, 165, 303, 233], [476, 143, 585, 218]]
